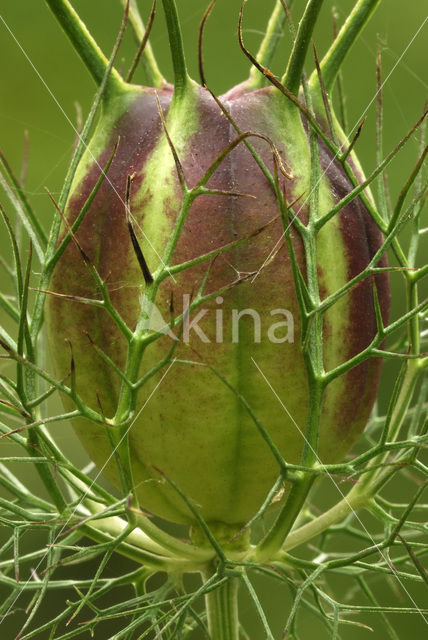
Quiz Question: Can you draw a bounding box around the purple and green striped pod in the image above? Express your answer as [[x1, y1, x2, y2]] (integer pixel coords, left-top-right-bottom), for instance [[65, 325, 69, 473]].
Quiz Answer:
[[47, 80, 389, 526]]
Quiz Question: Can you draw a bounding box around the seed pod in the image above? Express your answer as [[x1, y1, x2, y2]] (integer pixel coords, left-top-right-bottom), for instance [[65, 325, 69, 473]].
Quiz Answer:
[[47, 76, 389, 525]]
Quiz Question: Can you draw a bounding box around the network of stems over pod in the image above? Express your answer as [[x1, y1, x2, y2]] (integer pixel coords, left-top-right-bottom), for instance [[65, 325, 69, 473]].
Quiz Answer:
[[0, 1, 426, 639]]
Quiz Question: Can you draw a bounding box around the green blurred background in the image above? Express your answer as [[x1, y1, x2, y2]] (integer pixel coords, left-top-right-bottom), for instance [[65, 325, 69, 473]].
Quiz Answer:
[[0, 0, 427, 638]]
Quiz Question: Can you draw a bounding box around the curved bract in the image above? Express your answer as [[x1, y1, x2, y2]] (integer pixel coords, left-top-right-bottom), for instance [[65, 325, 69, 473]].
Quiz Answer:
[[47, 74, 389, 525]]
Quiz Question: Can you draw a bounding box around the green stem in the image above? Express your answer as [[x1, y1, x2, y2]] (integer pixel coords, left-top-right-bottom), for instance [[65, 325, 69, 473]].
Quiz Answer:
[[278, 359, 423, 555], [254, 385, 323, 562], [407, 277, 420, 357], [256, 475, 315, 562], [246, 0, 291, 90], [281, 489, 368, 552], [161, 0, 190, 99], [64, 460, 212, 561], [80, 524, 185, 571], [309, 0, 381, 92], [282, 0, 325, 95], [363, 359, 422, 486], [203, 570, 240, 640], [27, 426, 67, 513], [83, 516, 208, 570], [45, 0, 125, 96]]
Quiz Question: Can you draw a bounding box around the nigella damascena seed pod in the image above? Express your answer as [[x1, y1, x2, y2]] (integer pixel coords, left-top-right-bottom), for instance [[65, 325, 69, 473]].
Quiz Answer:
[[47, 68, 389, 526]]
